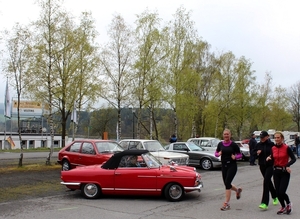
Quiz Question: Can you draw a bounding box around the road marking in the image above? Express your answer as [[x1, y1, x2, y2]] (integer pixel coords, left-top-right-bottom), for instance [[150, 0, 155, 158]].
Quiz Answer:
[[58, 207, 78, 211]]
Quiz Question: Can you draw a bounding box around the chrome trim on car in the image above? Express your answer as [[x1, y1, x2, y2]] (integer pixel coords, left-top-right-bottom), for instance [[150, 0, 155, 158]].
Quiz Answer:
[[184, 181, 203, 191], [60, 182, 81, 186]]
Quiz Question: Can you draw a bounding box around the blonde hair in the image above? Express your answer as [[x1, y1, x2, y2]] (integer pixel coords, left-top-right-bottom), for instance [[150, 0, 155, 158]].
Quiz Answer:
[[274, 131, 284, 139], [223, 129, 231, 134]]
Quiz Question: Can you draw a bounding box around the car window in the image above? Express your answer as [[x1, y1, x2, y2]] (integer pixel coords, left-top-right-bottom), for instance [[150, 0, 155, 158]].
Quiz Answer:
[[119, 141, 128, 150], [173, 144, 187, 151], [190, 139, 200, 146], [144, 141, 164, 151], [200, 140, 209, 146], [69, 142, 81, 152], [81, 143, 95, 155], [129, 141, 139, 150]]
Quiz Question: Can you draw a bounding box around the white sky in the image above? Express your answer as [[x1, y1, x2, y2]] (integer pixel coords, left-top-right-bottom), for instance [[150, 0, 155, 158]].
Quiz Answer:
[[1, 0, 300, 104]]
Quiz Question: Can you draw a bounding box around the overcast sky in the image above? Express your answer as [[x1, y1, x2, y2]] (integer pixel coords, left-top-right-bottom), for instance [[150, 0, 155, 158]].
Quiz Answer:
[[1, 0, 299, 104]]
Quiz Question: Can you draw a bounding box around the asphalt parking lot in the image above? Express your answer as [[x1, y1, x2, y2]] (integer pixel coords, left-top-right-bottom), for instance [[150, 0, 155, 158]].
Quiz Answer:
[[0, 159, 300, 219]]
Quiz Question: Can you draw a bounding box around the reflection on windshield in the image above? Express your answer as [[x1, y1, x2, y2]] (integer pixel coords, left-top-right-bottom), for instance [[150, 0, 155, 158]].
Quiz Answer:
[[144, 141, 165, 152], [96, 142, 123, 153], [142, 153, 161, 167], [187, 142, 205, 151]]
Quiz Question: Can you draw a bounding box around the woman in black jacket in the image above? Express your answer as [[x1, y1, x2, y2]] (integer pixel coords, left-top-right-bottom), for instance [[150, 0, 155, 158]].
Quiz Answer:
[[254, 131, 278, 210]]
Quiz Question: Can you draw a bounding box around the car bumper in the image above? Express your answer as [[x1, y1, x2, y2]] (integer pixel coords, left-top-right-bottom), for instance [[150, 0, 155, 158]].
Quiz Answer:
[[61, 182, 81, 186], [184, 180, 203, 192], [212, 161, 222, 168]]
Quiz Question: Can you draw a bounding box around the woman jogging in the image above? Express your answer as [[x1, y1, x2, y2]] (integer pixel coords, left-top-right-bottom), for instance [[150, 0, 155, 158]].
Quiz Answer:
[[215, 129, 242, 211], [267, 131, 296, 214]]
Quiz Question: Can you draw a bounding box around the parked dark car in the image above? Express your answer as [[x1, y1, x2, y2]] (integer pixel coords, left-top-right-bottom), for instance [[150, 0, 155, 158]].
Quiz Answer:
[[165, 142, 221, 170]]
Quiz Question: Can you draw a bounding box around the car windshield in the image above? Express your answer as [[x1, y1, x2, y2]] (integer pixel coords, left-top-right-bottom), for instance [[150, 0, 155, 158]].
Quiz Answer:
[[211, 139, 221, 147], [144, 141, 165, 152], [96, 142, 123, 153], [187, 142, 206, 151], [142, 153, 161, 168]]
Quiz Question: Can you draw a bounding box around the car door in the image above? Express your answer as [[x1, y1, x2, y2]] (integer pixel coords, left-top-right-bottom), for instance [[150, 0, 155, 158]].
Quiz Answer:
[[66, 142, 82, 166], [79, 142, 97, 166], [114, 160, 157, 195]]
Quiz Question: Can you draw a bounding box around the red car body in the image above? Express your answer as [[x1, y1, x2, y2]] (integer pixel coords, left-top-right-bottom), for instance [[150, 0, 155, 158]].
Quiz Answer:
[[57, 139, 123, 171], [61, 150, 203, 202]]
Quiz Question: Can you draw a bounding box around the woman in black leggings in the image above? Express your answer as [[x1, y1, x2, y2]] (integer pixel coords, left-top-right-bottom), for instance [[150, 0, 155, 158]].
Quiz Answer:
[[267, 131, 296, 215], [215, 129, 242, 211]]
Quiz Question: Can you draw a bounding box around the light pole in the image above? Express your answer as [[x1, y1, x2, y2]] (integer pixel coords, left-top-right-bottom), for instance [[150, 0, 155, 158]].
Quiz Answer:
[[132, 108, 136, 139]]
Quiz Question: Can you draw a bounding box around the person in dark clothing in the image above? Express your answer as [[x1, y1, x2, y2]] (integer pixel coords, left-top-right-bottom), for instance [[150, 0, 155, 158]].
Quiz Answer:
[[267, 131, 296, 215], [249, 133, 257, 165], [295, 134, 300, 158], [254, 130, 278, 210], [215, 129, 242, 211], [169, 134, 177, 143]]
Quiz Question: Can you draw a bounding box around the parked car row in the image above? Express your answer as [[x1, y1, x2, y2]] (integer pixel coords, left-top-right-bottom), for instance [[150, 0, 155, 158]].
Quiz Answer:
[[57, 138, 250, 172], [58, 137, 250, 201]]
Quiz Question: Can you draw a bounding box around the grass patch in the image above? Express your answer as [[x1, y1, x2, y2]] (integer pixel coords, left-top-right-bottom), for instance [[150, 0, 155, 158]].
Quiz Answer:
[[0, 179, 63, 203], [0, 163, 61, 174]]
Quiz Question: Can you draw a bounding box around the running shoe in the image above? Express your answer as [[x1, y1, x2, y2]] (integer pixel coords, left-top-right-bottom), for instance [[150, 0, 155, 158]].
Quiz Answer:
[[277, 207, 286, 215], [236, 188, 242, 200], [220, 202, 230, 211], [272, 197, 279, 206], [259, 203, 268, 210], [286, 203, 292, 214]]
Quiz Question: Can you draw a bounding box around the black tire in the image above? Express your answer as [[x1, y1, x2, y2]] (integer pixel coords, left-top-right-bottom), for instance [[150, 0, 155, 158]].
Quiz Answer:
[[62, 159, 71, 171], [164, 183, 184, 202], [200, 158, 213, 170], [81, 183, 101, 199]]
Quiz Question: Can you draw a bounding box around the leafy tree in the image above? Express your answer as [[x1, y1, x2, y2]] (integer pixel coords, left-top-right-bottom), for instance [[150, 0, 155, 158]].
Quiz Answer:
[[99, 14, 134, 140], [2, 23, 32, 166], [132, 9, 168, 139], [269, 86, 292, 130], [230, 56, 256, 139], [164, 6, 198, 137], [288, 81, 300, 131], [25, 0, 100, 164]]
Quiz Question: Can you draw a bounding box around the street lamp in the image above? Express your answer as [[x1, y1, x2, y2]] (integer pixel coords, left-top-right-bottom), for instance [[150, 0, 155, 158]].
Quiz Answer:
[[132, 108, 136, 139]]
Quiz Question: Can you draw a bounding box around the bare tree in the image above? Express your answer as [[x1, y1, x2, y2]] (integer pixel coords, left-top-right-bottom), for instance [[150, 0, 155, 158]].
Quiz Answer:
[[2, 23, 32, 166]]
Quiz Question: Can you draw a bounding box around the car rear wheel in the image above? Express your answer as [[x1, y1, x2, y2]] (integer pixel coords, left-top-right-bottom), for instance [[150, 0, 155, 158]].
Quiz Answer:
[[62, 159, 71, 171], [81, 183, 101, 199], [164, 183, 184, 202], [200, 158, 213, 170]]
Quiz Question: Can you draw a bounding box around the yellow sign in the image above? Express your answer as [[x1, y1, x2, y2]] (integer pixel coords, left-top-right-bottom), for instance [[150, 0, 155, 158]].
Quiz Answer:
[[7, 136, 15, 148]]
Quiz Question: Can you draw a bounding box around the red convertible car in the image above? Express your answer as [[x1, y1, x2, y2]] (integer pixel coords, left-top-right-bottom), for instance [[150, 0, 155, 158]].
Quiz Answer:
[[61, 150, 203, 202]]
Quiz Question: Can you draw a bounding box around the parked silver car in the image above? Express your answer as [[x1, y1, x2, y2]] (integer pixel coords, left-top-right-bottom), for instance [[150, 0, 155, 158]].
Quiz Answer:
[[165, 142, 221, 170], [119, 139, 189, 166], [187, 137, 221, 151]]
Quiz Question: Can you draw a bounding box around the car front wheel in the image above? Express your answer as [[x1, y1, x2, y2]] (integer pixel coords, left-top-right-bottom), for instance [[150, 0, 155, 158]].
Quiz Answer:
[[200, 158, 213, 170], [62, 159, 71, 171], [164, 183, 184, 202], [81, 183, 101, 199]]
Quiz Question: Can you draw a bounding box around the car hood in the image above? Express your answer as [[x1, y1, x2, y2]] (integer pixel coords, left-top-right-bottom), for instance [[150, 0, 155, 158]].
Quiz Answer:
[[150, 151, 189, 158]]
